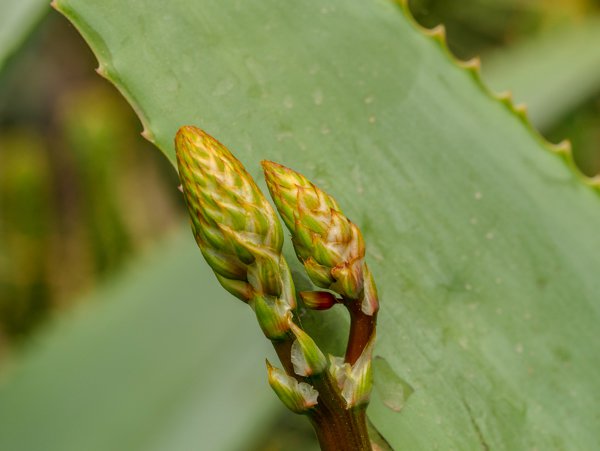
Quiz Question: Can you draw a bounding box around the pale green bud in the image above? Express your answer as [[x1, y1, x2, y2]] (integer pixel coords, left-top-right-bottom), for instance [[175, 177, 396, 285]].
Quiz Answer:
[[289, 321, 327, 376], [266, 360, 319, 414], [175, 127, 286, 304]]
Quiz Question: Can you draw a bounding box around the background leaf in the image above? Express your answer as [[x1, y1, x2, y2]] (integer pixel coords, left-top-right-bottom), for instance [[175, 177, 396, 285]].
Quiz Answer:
[[0, 0, 48, 72], [0, 228, 283, 451], [4, 0, 597, 449], [483, 16, 600, 131]]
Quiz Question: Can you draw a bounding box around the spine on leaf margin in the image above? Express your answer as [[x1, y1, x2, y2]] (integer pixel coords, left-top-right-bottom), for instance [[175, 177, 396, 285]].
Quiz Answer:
[[394, 0, 600, 194]]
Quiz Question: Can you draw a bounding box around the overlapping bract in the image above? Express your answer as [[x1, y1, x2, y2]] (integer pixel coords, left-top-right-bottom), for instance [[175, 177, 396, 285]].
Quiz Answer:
[[266, 360, 319, 414], [176, 126, 295, 338], [262, 161, 378, 315], [329, 335, 375, 408]]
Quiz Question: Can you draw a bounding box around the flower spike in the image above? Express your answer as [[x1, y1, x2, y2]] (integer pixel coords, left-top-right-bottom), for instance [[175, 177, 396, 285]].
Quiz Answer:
[[261, 160, 378, 315], [175, 127, 296, 339]]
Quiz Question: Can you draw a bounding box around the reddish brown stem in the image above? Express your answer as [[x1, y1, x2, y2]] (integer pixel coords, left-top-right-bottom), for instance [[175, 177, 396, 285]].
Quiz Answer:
[[271, 332, 372, 450], [345, 298, 377, 365]]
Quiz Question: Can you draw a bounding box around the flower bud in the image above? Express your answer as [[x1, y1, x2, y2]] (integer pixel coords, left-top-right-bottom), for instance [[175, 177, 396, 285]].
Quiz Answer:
[[262, 161, 367, 302], [176, 126, 285, 304], [266, 360, 319, 414], [251, 294, 292, 340]]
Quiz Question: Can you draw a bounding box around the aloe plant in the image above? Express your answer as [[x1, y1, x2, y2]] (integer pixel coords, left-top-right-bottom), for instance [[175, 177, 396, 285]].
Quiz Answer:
[[17, 0, 599, 448]]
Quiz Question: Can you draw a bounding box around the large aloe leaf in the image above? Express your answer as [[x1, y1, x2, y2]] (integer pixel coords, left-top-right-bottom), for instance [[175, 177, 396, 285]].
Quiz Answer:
[[40, 0, 600, 449]]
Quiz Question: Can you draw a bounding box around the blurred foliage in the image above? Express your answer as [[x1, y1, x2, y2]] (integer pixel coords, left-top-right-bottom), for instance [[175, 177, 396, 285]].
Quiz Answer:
[[0, 14, 183, 346]]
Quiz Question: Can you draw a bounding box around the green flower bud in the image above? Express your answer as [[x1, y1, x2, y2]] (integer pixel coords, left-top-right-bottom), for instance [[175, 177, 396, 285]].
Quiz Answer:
[[266, 360, 319, 414], [303, 257, 335, 287], [289, 321, 327, 376], [261, 161, 367, 302], [251, 293, 293, 340], [176, 127, 289, 303]]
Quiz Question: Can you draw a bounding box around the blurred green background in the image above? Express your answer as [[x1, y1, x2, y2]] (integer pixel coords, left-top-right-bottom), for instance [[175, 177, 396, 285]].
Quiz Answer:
[[0, 0, 598, 449]]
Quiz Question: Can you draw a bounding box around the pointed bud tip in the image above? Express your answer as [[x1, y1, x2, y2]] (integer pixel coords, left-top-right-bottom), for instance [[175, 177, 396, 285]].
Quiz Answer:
[[261, 160, 299, 185], [261, 160, 286, 172]]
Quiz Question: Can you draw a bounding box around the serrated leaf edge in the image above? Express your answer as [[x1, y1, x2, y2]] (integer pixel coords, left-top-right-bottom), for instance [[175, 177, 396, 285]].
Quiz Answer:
[[393, 0, 599, 195]]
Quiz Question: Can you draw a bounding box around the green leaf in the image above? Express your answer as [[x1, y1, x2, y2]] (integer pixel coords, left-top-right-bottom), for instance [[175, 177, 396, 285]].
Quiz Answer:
[[0, 0, 48, 72], [483, 16, 600, 130], [48, 0, 600, 449], [0, 228, 281, 451]]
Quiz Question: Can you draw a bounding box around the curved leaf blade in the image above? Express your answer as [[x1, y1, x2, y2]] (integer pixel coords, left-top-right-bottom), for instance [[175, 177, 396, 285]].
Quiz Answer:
[[48, 0, 600, 449]]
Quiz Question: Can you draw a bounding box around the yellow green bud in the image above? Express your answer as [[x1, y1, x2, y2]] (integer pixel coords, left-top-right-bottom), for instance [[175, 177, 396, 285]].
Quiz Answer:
[[266, 360, 319, 414], [261, 161, 367, 303]]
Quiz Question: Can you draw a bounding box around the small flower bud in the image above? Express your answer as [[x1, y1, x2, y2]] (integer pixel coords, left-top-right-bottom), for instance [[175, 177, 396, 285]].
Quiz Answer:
[[289, 321, 327, 376], [266, 360, 319, 414], [176, 126, 286, 303], [300, 291, 337, 310]]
